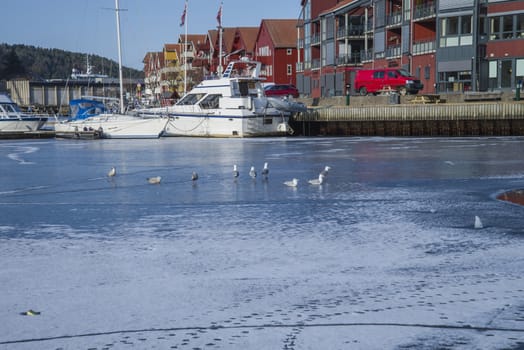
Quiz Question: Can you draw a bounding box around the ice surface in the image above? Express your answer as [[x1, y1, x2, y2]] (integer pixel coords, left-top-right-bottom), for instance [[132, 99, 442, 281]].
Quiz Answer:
[[0, 137, 523, 349]]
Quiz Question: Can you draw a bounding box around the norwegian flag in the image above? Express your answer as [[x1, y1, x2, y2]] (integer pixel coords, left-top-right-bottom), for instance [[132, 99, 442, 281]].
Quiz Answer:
[[180, 1, 187, 27], [216, 3, 222, 26]]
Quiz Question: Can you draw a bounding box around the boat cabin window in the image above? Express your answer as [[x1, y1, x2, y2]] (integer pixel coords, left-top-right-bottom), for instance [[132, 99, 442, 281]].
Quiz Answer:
[[176, 93, 206, 105], [199, 94, 222, 109], [231, 81, 258, 97], [1, 103, 19, 115]]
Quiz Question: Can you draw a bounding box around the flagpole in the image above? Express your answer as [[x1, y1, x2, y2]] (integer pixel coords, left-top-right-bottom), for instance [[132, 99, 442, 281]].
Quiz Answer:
[[218, 1, 223, 77], [184, 0, 188, 94]]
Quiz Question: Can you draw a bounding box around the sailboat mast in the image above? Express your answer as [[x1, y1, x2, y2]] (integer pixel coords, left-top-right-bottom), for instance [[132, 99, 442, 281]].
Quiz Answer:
[[184, 0, 188, 94], [115, 0, 125, 113]]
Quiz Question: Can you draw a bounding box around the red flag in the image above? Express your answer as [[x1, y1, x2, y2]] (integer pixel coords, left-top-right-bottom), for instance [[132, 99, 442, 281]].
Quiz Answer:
[[216, 3, 222, 26], [180, 2, 187, 27]]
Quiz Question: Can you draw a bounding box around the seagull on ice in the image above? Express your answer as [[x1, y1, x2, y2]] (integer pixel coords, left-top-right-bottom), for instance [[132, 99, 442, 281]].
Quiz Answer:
[[233, 164, 239, 179], [147, 176, 162, 184], [261, 162, 269, 179], [107, 167, 116, 177], [308, 173, 325, 185], [191, 171, 199, 181], [320, 166, 331, 177], [284, 178, 299, 187], [249, 166, 257, 179], [474, 215, 483, 229]]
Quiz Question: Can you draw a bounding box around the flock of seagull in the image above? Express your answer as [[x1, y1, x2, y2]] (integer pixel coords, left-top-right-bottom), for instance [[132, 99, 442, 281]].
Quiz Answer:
[[106, 164, 332, 188]]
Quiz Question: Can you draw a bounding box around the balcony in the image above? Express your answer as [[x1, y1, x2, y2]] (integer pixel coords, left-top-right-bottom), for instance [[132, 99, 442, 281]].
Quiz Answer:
[[337, 25, 365, 39], [296, 62, 304, 72], [311, 33, 321, 46], [312, 58, 321, 70], [336, 52, 362, 65], [412, 39, 436, 55], [387, 11, 402, 27], [386, 44, 401, 58], [361, 49, 374, 62], [413, 2, 436, 21]]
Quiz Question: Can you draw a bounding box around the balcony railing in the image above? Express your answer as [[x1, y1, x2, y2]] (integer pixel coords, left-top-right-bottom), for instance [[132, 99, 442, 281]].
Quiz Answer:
[[311, 33, 321, 45], [412, 39, 436, 55], [296, 62, 304, 72], [361, 49, 374, 62], [413, 2, 436, 20], [337, 25, 365, 39], [387, 11, 402, 26], [311, 58, 321, 69], [336, 52, 362, 65], [386, 44, 401, 58]]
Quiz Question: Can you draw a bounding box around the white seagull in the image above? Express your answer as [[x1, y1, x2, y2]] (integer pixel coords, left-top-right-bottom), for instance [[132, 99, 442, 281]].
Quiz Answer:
[[474, 215, 483, 229], [147, 176, 162, 184], [308, 173, 325, 185], [249, 166, 257, 179], [233, 164, 239, 179], [191, 171, 199, 181], [107, 167, 116, 177], [320, 165, 331, 177], [284, 178, 299, 187], [261, 162, 269, 179]]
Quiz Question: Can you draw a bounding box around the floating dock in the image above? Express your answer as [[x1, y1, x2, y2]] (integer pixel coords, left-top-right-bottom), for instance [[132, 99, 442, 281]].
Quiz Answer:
[[292, 102, 524, 136]]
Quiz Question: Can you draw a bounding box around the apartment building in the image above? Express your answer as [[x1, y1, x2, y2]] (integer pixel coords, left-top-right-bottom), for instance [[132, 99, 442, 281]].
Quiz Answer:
[[297, 0, 524, 98]]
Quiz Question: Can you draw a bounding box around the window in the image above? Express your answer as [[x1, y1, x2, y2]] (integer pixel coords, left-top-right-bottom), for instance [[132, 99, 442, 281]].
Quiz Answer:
[[503, 15, 514, 39], [490, 16, 501, 40], [424, 65, 430, 80], [199, 94, 221, 109], [287, 49, 293, 55], [518, 14, 524, 38], [373, 71, 385, 79], [287, 64, 293, 75], [440, 15, 473, 47]]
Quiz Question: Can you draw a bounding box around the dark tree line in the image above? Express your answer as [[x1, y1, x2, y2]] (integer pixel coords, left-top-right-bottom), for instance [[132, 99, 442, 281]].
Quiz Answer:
[[0, 44, 143, 81]]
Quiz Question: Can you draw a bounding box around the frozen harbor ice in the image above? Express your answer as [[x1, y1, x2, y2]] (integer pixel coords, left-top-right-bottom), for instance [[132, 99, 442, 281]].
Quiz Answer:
[[0, 137, 523, 349]]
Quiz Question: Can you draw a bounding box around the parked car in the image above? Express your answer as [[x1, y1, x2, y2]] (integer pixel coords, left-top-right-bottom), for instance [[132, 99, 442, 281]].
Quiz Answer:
[[264, 84, 300, 98], [354, 68, 423, 96]]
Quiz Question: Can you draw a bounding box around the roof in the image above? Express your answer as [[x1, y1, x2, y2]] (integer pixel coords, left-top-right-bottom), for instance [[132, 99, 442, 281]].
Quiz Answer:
[[319, 0, 362, 16], [179, 34, 207, 45], [260, 19, 301, 48], [235, 27, 259, 52]]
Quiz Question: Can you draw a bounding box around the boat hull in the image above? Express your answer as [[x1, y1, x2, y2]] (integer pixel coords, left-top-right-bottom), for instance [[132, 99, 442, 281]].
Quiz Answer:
[[0, 118, 48, 133], [163, 112, 292, 137], [54, 114, 169, 139]]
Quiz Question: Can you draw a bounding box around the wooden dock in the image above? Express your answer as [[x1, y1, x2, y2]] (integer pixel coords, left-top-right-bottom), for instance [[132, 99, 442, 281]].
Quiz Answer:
[[0, 130, 55, 139], [292, 102, 524, 136]]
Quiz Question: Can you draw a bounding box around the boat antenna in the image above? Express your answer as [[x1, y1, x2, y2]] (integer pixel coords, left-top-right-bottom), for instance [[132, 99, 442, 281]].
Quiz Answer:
[[115, 0, 125, 113]]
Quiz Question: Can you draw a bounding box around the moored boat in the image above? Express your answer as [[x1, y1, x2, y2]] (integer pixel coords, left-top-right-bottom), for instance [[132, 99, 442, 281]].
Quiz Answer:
[[134, 58, 306, 137], [0, 93, 48, 134]]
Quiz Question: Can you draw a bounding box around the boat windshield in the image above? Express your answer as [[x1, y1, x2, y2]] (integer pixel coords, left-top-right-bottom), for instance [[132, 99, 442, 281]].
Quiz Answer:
[[176, 93, 206, 106], [0, 103, 20, 115], [199, 94, 221, 109]]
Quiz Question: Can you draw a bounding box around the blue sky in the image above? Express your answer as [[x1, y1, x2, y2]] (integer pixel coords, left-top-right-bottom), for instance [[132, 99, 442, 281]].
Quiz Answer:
[[1, 0, 300, 70]]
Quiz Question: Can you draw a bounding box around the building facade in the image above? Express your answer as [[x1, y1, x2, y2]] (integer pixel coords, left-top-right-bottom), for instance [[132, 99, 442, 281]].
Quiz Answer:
[[254, 19, 301, 85], [297, 0, 524, 98]]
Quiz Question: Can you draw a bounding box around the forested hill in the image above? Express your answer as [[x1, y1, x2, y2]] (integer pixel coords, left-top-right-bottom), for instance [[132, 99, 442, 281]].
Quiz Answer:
[[0, 43, 144, 80]]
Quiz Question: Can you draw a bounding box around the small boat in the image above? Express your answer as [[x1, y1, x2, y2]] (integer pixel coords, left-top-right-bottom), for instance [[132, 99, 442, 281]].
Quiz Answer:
[[54, 113, 169, 139], [0, 93, 48, 134], [135, 58, 305, 137]]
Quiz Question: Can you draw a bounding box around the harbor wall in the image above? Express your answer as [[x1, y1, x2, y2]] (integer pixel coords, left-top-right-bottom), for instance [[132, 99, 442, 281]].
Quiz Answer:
[[291, 102, 524, 137]]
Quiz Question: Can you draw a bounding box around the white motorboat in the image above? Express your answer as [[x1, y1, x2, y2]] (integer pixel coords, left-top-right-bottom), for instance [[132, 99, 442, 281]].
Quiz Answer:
[[55, 0, 168, 140], [0, 93, 48, 133], [135, 58, 306, 137], [54, 113, 169, 139]]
